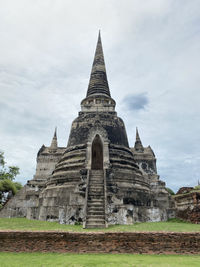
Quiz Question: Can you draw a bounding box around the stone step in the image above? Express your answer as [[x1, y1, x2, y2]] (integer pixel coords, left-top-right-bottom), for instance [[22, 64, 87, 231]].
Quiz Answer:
[[88, 201, 104, 205], [88, 202, 104, 205], [87, 214, 105, 221], [89, 181, 104, 186], [88, 186, 104, 192], [87, 219, 105, 224], [90, 179, 103, 181], [85, 170, 105, 229], [90, 179, 104, 181], [89, 189, 104, 193], [88, 196, 103, 199], [88, 193, 103, 197], [87, 200, 104, 203], [88, 204, 104, 209], [87, 203, 104, 208], [89, 192, 104, 195], [89, 185, 104, 188], [87, 199, 104, 202], [88, 199, 104, 206], [89, 178, 103, 181], [85, 224, 106, 229], [89, 186, 103, 189], [87, 213, 105, 216], [89, 183, 103, 185], [89, 192, 103, 196], [89, 190, 103, 193], [89, 182, 103, 185], [88, 194, 103, 198], [87, 217, 105, 222], [87, 207, 104, 212], [87, 210, 104, 214], [90, 176, 103, 178]]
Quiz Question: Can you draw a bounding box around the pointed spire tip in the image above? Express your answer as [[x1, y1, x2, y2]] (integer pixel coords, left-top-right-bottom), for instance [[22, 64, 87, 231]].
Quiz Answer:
[[50, 127, 58, 149], [54, 127, 57, 138], [98, 30, 101, 43]]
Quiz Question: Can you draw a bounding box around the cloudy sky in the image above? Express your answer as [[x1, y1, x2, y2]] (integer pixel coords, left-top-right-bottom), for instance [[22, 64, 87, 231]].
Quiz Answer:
[[0, 0, 200, 192]]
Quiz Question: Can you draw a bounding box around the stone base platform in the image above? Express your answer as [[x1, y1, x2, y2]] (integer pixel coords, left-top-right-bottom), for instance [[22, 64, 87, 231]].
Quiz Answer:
[[0, 231, 200, 254]]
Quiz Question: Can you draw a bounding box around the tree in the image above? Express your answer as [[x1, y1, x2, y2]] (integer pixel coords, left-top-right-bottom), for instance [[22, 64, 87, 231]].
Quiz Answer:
[[0, 151, 22, 208], [194, 185, 200, 190], [166, 187, 175, 195], [0, 151, 20, 181]]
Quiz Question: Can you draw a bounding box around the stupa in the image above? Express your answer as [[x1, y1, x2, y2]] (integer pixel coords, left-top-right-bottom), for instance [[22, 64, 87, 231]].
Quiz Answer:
[[0, 32, 175, 228]]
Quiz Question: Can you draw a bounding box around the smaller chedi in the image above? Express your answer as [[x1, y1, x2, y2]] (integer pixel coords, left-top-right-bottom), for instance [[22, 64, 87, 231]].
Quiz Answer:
[[0, 32, 175, 228]]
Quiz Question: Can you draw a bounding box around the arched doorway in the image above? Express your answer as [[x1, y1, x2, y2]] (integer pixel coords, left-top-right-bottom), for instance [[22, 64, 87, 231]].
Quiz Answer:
[[91, 134, 103, 169]]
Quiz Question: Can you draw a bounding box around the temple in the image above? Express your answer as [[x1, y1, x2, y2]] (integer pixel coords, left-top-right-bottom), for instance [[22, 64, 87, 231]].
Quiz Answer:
[[0, 32, 175, 228]]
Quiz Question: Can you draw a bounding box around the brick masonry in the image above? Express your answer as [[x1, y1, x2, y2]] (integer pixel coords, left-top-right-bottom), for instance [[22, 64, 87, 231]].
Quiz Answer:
[[174, 191, 200, 223], [0, 231, 200, 254]]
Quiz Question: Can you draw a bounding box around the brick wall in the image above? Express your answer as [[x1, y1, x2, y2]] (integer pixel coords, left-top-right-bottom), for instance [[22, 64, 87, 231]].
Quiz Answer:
[[0, 231, 200, 254], [174, 192, 200, 223]]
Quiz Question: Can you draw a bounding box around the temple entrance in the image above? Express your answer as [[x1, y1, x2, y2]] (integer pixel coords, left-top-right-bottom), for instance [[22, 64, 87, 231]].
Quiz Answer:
[[91, 134, 103, 169]]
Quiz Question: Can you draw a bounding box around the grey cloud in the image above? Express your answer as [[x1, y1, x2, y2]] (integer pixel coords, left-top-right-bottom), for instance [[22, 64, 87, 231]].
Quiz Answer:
[[122, 93, 149, 111]]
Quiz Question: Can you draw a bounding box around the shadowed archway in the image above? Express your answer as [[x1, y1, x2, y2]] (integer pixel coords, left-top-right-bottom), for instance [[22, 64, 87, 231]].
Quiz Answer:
[[91, 134, 103, 169]]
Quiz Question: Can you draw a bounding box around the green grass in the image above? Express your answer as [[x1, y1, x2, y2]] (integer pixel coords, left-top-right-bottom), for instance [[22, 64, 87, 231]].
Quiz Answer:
[[0, 253, 200, 267], [0, 217, 200, 232], [0, 219, 199, 266]]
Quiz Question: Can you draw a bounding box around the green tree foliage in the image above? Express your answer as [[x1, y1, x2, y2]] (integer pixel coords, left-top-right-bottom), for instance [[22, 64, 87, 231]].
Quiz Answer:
[[0, 151, 22, 208], [166, 187, 175, 195], [0, 180, 17, 195], [13, 182, 23, 191], [194, 185, 200, 190], [0, 151, 20, 181]]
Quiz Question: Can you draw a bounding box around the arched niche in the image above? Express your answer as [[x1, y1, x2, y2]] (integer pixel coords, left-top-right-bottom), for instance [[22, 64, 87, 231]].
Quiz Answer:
[[91, 134, 103, 170], [86, 126, 110, 170]]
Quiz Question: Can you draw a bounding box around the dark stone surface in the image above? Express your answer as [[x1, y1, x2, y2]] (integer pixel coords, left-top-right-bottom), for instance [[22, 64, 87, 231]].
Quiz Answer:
[[68, 113, 129, 147]]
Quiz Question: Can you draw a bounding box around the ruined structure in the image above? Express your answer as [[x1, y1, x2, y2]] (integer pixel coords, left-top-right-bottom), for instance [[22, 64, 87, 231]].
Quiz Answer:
[[174, 187, 200, 223], [0, 33, 175, 228]]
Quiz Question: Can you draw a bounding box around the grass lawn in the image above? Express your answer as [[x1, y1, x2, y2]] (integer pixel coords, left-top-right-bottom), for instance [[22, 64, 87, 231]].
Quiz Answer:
[[0, 253, 200, 267], [0, 217, 199, 232], [0, 219, 200, 266]]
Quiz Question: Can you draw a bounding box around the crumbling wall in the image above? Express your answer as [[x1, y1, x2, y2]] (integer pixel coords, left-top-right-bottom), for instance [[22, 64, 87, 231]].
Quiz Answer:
[[174, 191, 200, 223], [0, 186, 28, 218]]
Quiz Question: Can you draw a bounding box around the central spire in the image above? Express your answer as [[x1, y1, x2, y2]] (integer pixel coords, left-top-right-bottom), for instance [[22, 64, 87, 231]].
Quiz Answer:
[[86, 31, 111, 97]]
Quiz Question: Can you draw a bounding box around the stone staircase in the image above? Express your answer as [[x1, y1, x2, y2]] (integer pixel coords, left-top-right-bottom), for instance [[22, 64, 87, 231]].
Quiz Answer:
[[85, 170, 106, 228]]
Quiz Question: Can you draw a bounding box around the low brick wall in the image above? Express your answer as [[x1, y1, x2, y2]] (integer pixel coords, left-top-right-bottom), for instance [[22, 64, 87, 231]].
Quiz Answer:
[[0, 231, 200, 254]]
